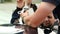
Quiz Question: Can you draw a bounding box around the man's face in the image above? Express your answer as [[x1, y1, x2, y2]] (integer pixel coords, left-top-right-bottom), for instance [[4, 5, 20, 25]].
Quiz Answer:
[[43, 15, 53, 27]]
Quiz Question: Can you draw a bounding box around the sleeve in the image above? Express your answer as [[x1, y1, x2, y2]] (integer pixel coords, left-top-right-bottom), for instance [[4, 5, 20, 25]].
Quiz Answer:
[[10, 7, 23, 24], [12, 7, 22, 19], [42, 0, 60, 6], [53, 4, 60, 20]]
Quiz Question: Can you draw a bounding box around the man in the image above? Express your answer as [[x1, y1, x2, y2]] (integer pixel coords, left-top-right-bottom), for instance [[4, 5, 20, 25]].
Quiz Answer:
[[10, 0, 37, 34], [21, 0, 60, 34], [10, 0, 25, 24], [10, 0, 37, 25], [40, 12, 55, 34], [53, 4, 60, 34]]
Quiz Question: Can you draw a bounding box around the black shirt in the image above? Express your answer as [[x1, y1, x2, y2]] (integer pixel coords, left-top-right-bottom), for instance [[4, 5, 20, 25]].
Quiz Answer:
[[42, 0, 60, 6]]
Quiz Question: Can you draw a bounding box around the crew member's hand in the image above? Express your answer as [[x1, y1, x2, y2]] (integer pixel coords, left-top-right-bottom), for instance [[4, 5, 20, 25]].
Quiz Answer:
[[20, 10, 30, 25], [20, 11, 29, 18]]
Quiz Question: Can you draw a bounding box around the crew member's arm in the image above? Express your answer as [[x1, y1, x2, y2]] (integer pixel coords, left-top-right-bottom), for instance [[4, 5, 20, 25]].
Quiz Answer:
[[23, 2, 56, 27]]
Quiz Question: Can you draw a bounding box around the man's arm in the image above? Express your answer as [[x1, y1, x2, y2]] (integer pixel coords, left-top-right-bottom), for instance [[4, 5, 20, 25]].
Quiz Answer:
[[23, 2, 56, 28]]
